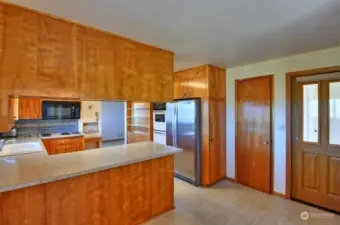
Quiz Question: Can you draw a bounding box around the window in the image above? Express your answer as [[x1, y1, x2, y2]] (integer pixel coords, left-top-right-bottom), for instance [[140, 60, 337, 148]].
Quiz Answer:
[[329, 82, 340, 145], [303, 84, 319, 143]]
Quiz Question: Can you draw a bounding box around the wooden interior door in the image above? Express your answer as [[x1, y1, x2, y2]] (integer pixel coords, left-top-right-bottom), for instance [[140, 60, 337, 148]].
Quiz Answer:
[[236, 76, 272, 193], [292, 77, 340, 212]]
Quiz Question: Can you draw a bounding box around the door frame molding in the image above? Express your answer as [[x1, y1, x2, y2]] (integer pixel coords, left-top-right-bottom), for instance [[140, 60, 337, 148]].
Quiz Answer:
[[235, 74, 274, 193], [285, 65, 340, 199]]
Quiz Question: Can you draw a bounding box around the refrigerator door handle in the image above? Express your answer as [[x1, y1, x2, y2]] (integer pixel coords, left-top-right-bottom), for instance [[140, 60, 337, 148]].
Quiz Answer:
[[174, 104, 178, 147], [172, 104, 177, 147]]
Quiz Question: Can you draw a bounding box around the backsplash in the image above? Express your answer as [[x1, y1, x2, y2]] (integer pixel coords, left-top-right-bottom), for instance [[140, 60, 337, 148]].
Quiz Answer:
[[15, 120, 79, 137]]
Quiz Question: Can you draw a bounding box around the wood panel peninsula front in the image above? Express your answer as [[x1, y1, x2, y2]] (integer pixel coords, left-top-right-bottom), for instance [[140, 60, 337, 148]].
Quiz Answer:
[[0, 141, 182, 225]]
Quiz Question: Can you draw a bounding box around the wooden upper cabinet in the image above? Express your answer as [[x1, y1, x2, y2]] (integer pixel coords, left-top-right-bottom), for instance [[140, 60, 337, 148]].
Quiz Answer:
[[173, 65, 208, 99], [18, 98, 42, 120], [208, 65, 226, 99], [0, 5, 78, 98], [77, 27, 118, 100], [0, 3, 173, 102], [37, 15, 78, 98], [0, 5, 39, 97]]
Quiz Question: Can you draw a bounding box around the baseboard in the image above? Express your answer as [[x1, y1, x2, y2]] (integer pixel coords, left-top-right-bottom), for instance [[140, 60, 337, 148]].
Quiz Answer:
[[272, 191, 287, 199], [201, 177, 232, 187], [225, 177, 236, 182]]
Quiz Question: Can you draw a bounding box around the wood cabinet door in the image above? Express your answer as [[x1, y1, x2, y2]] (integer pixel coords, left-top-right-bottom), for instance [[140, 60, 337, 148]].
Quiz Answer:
[[37, 15, 78, 98], [18, 98, 42, 120], [173, 76, 184, 99], [209, 98, 226, 182], [173, 66, 208, 99], [77, 27, 117, 100], [53, 144, 67, 154], [8, 98, 16, 130], [187, 72, 208, 98]]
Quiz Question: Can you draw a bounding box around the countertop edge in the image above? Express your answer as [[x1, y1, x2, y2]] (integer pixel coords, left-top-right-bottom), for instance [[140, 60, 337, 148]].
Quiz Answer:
[[0, 149, 181, 193]]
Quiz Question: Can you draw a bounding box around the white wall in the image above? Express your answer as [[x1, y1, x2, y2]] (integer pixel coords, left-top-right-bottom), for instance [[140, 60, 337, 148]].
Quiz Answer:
[[226, 46, 340, 194], [101, 101, 125, 141], [80, 101, 102, 134]]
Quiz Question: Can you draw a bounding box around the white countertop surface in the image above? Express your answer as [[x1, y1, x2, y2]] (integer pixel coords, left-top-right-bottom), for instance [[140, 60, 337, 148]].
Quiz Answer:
[[0, 140, 182, 193]]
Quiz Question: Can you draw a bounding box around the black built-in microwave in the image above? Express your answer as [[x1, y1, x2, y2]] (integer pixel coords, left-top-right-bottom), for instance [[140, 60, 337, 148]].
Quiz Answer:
[[42, 101, 81, 120], [153, 103, 166, 111]]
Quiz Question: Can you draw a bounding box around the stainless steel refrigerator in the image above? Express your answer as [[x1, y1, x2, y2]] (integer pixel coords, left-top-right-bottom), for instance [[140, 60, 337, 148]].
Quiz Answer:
[[166, 99, 201, 186]]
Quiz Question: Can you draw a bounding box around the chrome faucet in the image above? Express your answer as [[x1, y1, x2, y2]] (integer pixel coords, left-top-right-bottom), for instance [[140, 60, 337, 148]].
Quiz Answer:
[[0, 139, 4, 151]]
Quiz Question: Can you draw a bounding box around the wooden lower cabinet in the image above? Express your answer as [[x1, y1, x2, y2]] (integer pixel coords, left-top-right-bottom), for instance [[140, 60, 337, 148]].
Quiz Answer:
[[84, 136, 102, 149], [0, 155, 175, 225], [42, 137, 84, 155]]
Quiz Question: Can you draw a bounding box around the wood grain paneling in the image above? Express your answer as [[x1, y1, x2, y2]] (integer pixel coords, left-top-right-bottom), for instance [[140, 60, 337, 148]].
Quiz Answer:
[[328, 157, 340, 196], [0, 155, 174, 225], [302, 153, 319, 191], [84, 137, 102, 149], [38, 14, 77, 97], [209, 98, 226, 182], [208, 65, 227, 99], [1, 185, 46, 225], [236, 75, 272, 193], [77, 27, 118, 100], [0, 2, 173, 131], [0, 2, 173, 101], [173, 65, 226, 186], [18, 98, 41, 120], [0, 5, 38, 97], [201, 98, 210, 186], [42, 136, 84, 155], [173, 65, 208, 99]]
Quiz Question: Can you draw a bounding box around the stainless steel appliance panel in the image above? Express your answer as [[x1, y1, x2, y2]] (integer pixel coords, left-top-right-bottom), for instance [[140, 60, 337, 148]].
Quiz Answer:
[[166, 103, 175, 147], [175, 100, 197, 181], [166, 99, 201, 186]]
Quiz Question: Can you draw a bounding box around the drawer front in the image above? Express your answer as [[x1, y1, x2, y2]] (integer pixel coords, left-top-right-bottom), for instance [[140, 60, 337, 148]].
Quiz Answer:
[[47, 137, 84, 154], [52, 138, 71, 146], [53, 144, 68, 154]]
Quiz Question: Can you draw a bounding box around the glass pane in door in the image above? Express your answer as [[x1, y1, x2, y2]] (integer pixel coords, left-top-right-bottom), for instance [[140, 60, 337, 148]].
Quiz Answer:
[[329, 82, 340, 145], [303, 84, 319, 143]]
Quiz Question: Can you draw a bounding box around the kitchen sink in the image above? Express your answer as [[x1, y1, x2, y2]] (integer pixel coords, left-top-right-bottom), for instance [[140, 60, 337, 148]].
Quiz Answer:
[[0, 142, 43, 157]]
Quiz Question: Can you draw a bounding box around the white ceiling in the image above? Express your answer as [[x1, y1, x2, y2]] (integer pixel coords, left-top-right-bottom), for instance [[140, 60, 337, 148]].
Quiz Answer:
[[7, 0, 340, 71]]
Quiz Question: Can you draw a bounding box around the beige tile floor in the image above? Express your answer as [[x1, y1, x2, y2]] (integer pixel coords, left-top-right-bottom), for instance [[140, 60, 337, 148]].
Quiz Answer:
[[144, 179, 340, 225]]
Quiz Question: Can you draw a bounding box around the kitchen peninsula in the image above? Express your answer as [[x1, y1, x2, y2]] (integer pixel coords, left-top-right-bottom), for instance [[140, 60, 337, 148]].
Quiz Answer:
[[0, 141, 182, 225]]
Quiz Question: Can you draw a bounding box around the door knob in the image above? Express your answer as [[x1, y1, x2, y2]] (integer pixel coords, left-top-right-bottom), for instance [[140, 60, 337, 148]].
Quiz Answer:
[[261, 140, 271, 145]]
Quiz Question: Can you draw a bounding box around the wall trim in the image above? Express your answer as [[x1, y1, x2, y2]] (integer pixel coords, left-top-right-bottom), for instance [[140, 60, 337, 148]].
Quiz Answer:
[[272, 191, 288, 199], [225, 177, 236, 182]]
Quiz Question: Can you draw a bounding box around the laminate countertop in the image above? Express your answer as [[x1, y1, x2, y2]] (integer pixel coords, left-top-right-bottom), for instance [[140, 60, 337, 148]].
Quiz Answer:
[[0, 140, 182, 193]]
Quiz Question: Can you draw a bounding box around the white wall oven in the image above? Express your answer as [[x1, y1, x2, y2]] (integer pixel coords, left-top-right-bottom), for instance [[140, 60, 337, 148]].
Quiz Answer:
[[153, 106, 166, 145]]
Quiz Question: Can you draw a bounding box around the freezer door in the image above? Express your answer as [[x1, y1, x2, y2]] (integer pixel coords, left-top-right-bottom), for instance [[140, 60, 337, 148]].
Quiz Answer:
[[175, 100, 198, 182], [166, 102, 175, 147]]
